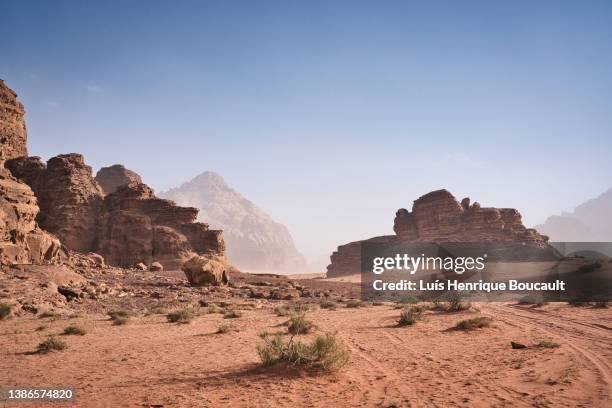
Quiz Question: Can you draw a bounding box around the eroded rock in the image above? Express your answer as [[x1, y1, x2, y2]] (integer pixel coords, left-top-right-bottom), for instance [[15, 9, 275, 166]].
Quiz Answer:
[[182, 255, 229, 286]]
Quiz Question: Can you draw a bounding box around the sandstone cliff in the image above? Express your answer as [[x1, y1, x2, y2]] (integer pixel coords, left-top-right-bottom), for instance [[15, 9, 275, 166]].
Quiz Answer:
[[0, 80, 64, 265], [327, 189, 552, 277], [161, 171, 306, 272]]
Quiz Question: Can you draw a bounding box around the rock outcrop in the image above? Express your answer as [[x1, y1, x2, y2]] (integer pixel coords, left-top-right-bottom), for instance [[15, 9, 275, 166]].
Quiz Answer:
[[182, 255, 229, 286], [98, 182, 225, 270], [0, 80, 64, 265], [95, 164, 142, 195], [161, 171, 306, 272], [327, 189, 552, 277], [6, 154, 104, 253]]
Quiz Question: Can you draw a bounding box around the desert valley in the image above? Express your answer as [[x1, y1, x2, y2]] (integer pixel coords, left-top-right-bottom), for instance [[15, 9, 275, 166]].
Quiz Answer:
[[0, 78, 611, 407]]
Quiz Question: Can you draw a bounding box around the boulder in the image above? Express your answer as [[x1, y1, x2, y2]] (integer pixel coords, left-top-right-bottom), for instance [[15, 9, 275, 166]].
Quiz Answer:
[[182, 255, 229, 286], [95, 164, 142, 195], [150, 261, 163, 272], [134, 262, 147, 271]]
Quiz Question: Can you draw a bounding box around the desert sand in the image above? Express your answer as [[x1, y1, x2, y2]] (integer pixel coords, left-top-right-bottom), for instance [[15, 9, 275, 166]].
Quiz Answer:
[[1, 275, 610, 408]]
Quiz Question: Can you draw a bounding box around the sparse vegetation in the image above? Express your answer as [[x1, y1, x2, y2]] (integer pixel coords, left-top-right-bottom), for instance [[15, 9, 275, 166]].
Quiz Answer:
[[112, 316, 130, 326], [39, 311, 59, 319], [37, 337, 67, 353], [257, 332, 350, 372], [319, 301, 337, 310], [0, 303, 11, 320], [346, 300, 372, 308], [35, 325, 48, 332], [398, 307, 423, 326], [216, 324, 238, 334], [454, 316, 492, 331], [287, 314, 314, 334], [167, 309, 193, 324], [567, 296, 591, 307], [108, 309, 131, 319], [63, 325, 86, 336], [593, 300, 609, 309], [536, 340, 560, 349], [223, 310, 242, 319], [518, 295, 546, 306]]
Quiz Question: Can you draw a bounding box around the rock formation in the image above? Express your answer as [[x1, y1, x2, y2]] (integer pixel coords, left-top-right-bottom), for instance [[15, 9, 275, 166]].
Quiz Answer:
[[2, 78, 226, 270], [0, 80, 64, 265], [160, 171, 306, 272], [327, 189, 552, 277], [95, 164, 142, 195], [182, 255, 229, 286], [6, 154, 104, 253]]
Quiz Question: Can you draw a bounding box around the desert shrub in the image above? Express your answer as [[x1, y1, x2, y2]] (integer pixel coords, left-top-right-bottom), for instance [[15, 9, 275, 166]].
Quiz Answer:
[[150, 307, 168, 315], [257, 332, 350, 372], [346, 300, 369, 308], [319, 301, 337, 310], [431, 293, 471, 312], [536, 340, 560, 349], [63, 325, 86, 336], [398, 307, 423, 326], [398, 296, 419, 305], [108, 309, 131, 319], [39, 311, 59, 319], [274, 306, 292, 316], [112, 316, 129, 326], [223, 310, 242, 319], [167, 309, 193, 324], [293, 303, 319, 313], [372, 301, 385, 306], [287, 314, 314, 334], [567, 296, 591, 307], [37, 337, 67, 353], [35, 325, 48, 332], [216, 324, 238, 334], [454, 316, 492, 331], [593, 300, 609, 309], [0, 303, 11, 320], [518, 295, 546, 306]]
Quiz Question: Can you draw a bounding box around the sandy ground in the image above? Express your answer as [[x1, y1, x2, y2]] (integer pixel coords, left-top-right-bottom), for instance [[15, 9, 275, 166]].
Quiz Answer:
[[1, 301, 611, 407]]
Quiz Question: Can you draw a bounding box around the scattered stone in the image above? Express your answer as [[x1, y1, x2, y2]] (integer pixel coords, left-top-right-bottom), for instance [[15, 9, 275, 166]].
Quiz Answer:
[[511, 341, 527, 349], [150, 262, 163, 272], [134, 262, 148, 271]]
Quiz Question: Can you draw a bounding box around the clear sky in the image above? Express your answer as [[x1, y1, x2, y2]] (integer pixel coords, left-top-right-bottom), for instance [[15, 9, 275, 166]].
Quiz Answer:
[[2, 0, 611, 266]]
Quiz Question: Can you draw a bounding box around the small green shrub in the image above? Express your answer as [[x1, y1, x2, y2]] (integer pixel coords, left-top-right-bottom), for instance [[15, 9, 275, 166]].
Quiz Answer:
[[518, 295, 546, 306], [536, 340, 560, 349], [287, 314, 314, 334], [398, 308, 422, 326], [37, 337, 67, 353], [167, 309, 193, 324], [112, 316, 129, 326], [257, 332, 350, 372], [454, 317, 492, 331], [63, 325, 86, 336], [223, 310, 242, 319], [0, 303, 11, 320], [319, 301, 336, 310]]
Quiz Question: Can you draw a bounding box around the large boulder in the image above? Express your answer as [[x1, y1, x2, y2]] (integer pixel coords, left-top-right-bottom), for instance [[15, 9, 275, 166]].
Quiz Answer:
[[182, 255, 229, 286], [95, 164, 143, 195]]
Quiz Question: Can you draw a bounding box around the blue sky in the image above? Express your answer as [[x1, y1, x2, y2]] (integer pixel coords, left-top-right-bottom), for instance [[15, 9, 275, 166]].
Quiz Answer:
[[1, 0, 611, 265]]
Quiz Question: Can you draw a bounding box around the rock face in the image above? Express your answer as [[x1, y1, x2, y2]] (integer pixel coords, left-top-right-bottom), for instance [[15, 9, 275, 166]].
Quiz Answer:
[[0, 80, 27, 161], [161, 171, 306, 272], [6, 154, 104, 253], [95, 164, 142, 195], [0, 80, 64, 265], [327, 189, 551, 277], [182, 255, 229, 286], [97, 182, 225, 270]]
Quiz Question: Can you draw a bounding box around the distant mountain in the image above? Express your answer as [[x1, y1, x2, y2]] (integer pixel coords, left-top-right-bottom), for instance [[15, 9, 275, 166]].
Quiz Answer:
[[160, 172, 307, 272], [535, 187, 612, 241]]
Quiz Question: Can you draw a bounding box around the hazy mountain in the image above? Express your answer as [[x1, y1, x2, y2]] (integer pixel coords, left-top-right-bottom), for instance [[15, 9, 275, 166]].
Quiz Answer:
[[535, 187, 612, 241], [160, 171, 307, 272]]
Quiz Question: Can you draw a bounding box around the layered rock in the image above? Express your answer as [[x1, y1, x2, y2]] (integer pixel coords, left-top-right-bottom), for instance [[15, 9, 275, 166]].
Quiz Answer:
[[98, 182, 225, 269], [0, 80, 64, 265], [6, 154, 104, 253], [95, 164, 142, 195], [0, 80, 27, 161], [161, 171, 306, 272], [327, 189, 552, 277]]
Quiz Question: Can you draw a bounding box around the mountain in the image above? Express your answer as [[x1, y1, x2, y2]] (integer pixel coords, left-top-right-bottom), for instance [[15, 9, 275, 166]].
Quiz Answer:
[[160, 172, 307, 272], [535, 187, 612, 241]]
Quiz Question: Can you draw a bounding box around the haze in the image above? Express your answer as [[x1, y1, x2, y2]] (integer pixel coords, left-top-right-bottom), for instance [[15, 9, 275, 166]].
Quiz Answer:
[[1, 0, 611, 266]]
